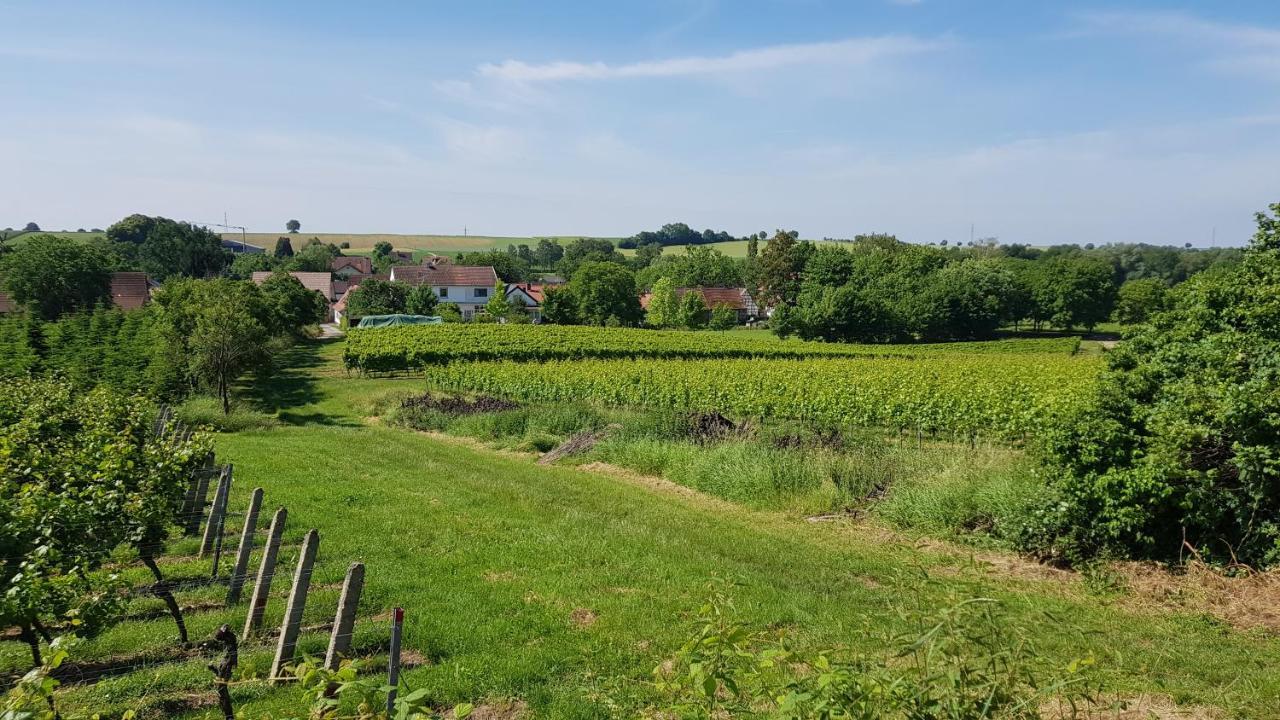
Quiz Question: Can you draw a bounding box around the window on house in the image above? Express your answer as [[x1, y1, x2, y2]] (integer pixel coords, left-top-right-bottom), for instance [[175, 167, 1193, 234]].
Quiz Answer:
[[439, 287, 448, 298], [474, 288, 488, 298]]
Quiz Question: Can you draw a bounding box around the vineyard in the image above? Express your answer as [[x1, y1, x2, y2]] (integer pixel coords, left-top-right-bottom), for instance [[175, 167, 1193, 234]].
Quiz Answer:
[[422, 354, 1100, 440], [342, 324, 1081, 372]]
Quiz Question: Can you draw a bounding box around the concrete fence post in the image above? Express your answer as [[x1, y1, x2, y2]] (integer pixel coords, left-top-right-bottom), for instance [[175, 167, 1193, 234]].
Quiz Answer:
[[323, 563, 366, 670], [225, 488, 264, 605], [242, 507, 287, 641], [184, 467, 217, 537], [200, 465, 233, 558], [271, 529, 320, 683]]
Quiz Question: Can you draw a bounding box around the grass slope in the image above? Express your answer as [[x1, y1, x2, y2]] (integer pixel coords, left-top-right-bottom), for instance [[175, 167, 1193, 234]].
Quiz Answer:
[[11, 341, 1279, 717], [226, 344, 1280, 715]]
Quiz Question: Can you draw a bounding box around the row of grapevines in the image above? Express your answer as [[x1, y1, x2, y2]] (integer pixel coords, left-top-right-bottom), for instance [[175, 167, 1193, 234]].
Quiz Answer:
[[343, 324, 1081, 371], [422, 355, 1101, 439]]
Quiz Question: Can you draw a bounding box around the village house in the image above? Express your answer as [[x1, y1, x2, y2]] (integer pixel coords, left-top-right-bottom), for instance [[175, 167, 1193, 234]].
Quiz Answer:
[[331, 256, 373, 278], [389, 261, 498, 321], [639, 286, 760, 324], [504, 282, 546, 322], [251, 271, 335, 301]]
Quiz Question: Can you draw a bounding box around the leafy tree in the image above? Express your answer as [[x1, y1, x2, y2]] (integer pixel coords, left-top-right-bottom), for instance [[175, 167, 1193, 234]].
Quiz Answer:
[[345, 279, 409, 319], [229, 252, 279, 279], [541, 285, 579, 324], [285, 241, 338, 273], [373, 241, 394, 259], [709, 303, 737, 330], [558, 238, 626, 276], [569, 262, 641, 326], [274, 236, 295, 258], [22, 222, 39, 232], [637, 246, 743, 290], [1027, 256, 1116, 330], [677, 289, 709, 329], [259, 271, 328, 333], [1032, 202, 1280, 567], [1113, 278, 1167, 325], [405, 284, 439, 316], [533, 239, 564, 268], [106, 214, 228, 280], [631, 241, 663, 270], [769, 303, 800, 339], [1, 234, 112, 319], [485, 281, 513, 319], [286, 219, 301, 233], [455, 251, 529, 282], [646, 277, 680, 328], [437, 303, 463, 323], [795, 286, 896, 343], [755, 230, 809, 309], [189, 299, 268, 414]]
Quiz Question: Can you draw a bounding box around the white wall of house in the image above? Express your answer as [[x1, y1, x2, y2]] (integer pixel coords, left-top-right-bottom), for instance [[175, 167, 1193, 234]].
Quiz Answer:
[[433, 284, 491, 319]]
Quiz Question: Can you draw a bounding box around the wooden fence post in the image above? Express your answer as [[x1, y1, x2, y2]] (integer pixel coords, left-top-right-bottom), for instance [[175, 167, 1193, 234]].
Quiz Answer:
[[200, 465, 232, 557], [242, 507, 287, 641], [184, 467, 218, 537], [323, 563, 365, 670], [271, 529, 320, 683], [225, 488, 264, 604]]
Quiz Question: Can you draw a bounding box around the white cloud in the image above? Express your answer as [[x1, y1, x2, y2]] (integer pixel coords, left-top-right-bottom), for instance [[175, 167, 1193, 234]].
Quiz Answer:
[[476, 35, 946, 82], [1078, 11, 1280, 81]]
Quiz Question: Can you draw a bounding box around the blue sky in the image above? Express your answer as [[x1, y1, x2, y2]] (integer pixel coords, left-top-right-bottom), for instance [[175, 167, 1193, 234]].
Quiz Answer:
[[2, 1, 1278, 245]]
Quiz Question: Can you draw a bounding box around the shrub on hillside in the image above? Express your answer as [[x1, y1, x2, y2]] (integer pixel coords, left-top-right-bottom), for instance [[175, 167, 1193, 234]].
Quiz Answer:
[[1031, 202, 1280, 567]]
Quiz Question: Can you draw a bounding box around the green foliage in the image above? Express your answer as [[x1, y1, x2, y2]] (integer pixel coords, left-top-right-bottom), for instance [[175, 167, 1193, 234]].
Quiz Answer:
[[1032, 202, 1280, 567], [343, 324, 1082, 372], [405, 283, 440, 316], [1112, 278, 1167, 325], [533, 238, 564, 268], [677, 289, 709, 329], [569, 261, 642, 326], [755, 229, 807, 308], [646, 277, 679, 328], [653, 587, 1096, 719], [455, 250, 529, 282], [228, 251, 279, 279], [540, 285, 578, 324], [485, 281, 513, 319], [0, 379, 210, 662], [346, 279, 410, 320], [0, 234, 113, 320], [107, 214, 228, 280], [557, 237, 627, 276], [274, 236, 295, 258], [709, 303, 737, 330], [259, 271, 328, 334], [285, 240, 339, 272], [636, 246, 742, 290], [286, 218, 301, 233]]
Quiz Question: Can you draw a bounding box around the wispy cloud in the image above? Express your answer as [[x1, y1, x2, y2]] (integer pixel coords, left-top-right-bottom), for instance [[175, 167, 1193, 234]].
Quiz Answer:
[[476, 35, 947, 82], [1078, 11, 1280, 80]]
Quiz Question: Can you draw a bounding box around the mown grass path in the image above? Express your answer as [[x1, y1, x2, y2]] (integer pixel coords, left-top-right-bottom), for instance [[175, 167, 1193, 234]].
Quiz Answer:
[[199, 340, 1280, 717]]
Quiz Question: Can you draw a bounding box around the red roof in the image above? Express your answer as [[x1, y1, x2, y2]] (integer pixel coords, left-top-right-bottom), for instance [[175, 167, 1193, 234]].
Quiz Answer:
[[392, 265, 497, 287], [110, 272, 151, 310], [641, 287, 753, 311], [251, 271, 335, 301], [506, 282, 545, 304], [332, 256, 372, 274]]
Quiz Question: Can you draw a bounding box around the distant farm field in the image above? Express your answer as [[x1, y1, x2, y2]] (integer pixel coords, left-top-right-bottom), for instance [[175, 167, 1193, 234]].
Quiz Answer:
[[223, 233, 619, 254], [619, 238, 849, 257]]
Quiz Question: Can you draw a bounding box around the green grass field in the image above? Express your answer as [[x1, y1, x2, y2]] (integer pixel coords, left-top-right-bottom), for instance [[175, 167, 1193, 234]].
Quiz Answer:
[[223, 233, 620, 254], [9, 338, 1278, 717]]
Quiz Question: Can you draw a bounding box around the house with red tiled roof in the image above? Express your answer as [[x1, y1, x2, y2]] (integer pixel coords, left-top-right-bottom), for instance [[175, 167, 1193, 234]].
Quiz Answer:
[[639, 287, 760, 324], [331, 256, 373, 278], [251, 271, 335, 302], [390, 260, 498, 320], [505, 282, 550, 322]]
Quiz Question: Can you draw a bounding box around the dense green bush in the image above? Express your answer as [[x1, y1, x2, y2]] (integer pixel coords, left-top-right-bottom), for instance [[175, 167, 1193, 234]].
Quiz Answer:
[[0, 378, 210, 663], [1032, 202, 1280, 567]]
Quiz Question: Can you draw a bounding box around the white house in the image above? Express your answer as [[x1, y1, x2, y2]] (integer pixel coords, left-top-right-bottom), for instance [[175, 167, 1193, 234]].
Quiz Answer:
[[390, 262, 498, 320], [505, 282, 547, 322]]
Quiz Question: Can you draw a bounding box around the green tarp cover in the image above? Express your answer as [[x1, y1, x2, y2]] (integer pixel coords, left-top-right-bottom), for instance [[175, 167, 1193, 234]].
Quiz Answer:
[[357, 314, 444, 328]]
